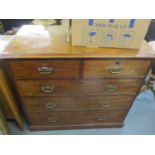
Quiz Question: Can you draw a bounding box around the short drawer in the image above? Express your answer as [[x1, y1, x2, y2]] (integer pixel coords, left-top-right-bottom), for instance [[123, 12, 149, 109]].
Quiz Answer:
[[23, 95, 134, 112], [15, 79, 142, 97], [83, 60, 150, 78], [8, 60, 80, 79], [27, 110, 127, 126]]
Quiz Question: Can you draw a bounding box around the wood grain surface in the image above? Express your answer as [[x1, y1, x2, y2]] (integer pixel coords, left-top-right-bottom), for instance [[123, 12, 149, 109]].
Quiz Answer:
[[1, 25, 155, 59]]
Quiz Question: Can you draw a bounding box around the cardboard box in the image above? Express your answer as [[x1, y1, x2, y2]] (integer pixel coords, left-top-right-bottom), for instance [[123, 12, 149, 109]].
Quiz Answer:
[[71, 19, 151, 49]]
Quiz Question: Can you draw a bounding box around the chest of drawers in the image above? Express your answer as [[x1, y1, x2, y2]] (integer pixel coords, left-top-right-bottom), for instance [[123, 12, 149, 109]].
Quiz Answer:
[[5, 59, 150, 130], [1, 25, 155, 131]]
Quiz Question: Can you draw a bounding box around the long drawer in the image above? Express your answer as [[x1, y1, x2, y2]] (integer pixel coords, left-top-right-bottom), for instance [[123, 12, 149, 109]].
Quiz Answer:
[[15, 79, 142, 97], [8, 60, 80, 79], [22, 95, 134, 112], [83, 60, 150, 78], [27, 110, 127, 126]]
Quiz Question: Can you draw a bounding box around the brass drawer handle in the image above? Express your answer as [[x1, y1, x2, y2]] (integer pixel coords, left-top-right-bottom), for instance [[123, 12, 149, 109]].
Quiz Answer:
[[99, 101, 111, 108], [105, 85, 117, 92], [108, 66, 123, 74], [48, 117, 58, 123], [96, 116, 106, 121], [45, 102, 57, 109], [37, 66, 53, 74], [41, 85, 55, 93]]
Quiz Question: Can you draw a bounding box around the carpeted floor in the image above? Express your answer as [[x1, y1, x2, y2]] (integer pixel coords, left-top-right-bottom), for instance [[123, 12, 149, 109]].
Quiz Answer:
[[8, 89, 155, 135]]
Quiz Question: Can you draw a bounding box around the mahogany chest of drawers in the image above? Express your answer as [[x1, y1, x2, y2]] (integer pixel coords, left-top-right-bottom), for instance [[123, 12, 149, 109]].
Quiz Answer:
[[1, 25, 155, 130]]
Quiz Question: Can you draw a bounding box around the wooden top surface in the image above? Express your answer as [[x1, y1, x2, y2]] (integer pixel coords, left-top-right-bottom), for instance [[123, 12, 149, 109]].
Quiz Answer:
[[1, 25, 155, 59]]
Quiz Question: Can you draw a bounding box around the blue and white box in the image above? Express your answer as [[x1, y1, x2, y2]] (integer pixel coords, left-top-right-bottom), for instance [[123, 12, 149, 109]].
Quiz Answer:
[[72, 19, 151, 49]]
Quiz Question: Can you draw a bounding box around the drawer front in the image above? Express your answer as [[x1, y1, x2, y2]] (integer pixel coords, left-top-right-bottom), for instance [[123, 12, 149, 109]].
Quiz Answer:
[[27, 110, 127, 126], [23, 96, 134, 112], [15, 79, 142, 97], [83, 60, 150, 78], [8, 60, 80, 79]]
